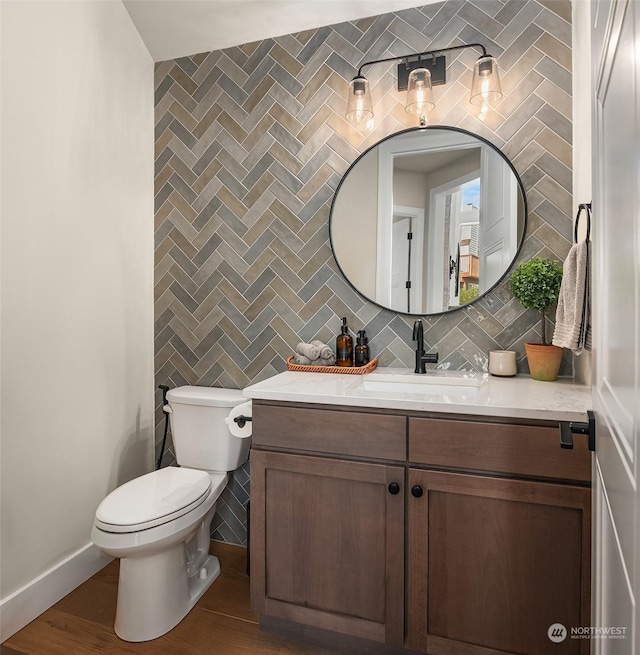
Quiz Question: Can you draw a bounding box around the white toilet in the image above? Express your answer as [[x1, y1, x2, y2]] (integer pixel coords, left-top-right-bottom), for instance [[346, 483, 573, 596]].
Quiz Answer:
[[92, 386, 251, 642]]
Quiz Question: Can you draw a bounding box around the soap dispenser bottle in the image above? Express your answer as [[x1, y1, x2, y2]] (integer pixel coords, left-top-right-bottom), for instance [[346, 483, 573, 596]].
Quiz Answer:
[[354, 330, 370, 367], [336, 317, 353, 367]]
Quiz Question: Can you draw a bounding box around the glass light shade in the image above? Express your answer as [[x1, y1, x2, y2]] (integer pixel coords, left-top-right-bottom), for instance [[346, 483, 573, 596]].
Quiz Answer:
[[470, 55, 502, 106], [346, 76, 373, 125], [405, 68, 435, 115]]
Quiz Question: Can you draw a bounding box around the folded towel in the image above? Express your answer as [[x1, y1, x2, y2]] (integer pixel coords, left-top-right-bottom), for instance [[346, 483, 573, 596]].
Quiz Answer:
[[296, 342, 320, 360], [552, 240, 592, 354], [310, 340, 334, 360], [293, 353, 336, 366]]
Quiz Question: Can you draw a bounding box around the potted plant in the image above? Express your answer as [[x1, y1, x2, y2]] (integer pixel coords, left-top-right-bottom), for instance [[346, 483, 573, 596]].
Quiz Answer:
[[509, 257, 564, 381]]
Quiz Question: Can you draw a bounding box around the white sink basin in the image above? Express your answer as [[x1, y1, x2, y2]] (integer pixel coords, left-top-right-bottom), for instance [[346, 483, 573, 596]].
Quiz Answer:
[[359, 369, 483, 396]]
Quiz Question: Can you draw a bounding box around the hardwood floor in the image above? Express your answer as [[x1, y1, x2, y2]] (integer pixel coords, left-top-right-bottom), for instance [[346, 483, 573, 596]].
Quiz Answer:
[[1, 542, 343, 655]]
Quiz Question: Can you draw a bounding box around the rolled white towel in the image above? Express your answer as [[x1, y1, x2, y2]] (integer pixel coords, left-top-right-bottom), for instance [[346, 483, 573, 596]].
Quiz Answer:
[[310, 340, 334, 360], [296, 342, 320, 360], [310, 358, 329, 366], [293, 353, 313, 365]]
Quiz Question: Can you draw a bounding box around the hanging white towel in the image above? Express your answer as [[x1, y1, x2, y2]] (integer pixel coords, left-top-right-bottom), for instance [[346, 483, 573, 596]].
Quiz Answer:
[[552, 240, 592, 354]]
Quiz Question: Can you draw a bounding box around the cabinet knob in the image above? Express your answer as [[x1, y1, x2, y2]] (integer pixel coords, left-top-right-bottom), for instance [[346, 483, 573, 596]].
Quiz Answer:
[[388, 482, 400, 495], [411, 485, 424, 498]]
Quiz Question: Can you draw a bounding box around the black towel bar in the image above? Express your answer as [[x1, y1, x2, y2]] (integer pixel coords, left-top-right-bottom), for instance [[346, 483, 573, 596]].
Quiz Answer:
[[574, 203, 591, 243]]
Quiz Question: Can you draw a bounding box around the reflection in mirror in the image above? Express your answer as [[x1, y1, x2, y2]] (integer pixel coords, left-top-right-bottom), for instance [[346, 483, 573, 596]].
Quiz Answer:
[[330, 127, 526, 315]]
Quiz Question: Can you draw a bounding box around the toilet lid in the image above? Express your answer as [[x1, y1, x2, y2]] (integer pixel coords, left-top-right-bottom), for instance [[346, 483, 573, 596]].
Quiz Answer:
[[95, 467, 213, 532]]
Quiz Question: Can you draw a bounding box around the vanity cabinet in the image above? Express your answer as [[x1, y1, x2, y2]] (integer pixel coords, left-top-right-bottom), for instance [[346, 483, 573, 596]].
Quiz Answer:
[[250, 402, 407, 646], [406, 417, 591, 655], [250, 450, 404, 645], [250, 401, 592, 655]]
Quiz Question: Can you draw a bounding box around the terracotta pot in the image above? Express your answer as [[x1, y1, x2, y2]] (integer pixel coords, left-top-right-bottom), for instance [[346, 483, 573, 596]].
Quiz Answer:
[[524, 343, 564, 381]]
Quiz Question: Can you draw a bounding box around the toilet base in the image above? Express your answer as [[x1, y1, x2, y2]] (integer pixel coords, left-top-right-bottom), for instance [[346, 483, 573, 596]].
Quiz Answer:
[[114, 548, 221, 642]]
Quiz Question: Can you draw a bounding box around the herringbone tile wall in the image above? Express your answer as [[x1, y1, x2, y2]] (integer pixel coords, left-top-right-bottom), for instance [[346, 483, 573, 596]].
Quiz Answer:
[[154, 0, 573, 545]]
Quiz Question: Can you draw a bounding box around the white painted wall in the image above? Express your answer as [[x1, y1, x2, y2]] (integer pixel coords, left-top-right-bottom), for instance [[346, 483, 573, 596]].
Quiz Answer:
[[123, 0, 442, 62], [332, 147, 378, 298], [0, 0, 154, 628]]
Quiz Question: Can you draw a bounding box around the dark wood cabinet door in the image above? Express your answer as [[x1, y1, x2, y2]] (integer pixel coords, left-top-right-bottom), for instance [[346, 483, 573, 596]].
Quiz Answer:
[[251, 450, 405, 646], [407, 469, 591, 655]]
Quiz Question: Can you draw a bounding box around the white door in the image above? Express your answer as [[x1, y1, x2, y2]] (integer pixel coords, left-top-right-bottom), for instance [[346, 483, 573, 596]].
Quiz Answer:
[[479, 148, 517, 293], [592, 1, 639, 652], [390, 207, 424, 314]]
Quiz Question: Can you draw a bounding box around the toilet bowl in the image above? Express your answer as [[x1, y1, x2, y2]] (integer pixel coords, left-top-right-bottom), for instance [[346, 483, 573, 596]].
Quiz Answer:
[[92, 386, 250, 642]]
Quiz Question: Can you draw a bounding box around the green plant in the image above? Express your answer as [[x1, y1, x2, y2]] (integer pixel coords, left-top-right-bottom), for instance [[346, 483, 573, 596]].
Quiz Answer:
[[509, 257, 563, 345], [459, 283, 479, 305]]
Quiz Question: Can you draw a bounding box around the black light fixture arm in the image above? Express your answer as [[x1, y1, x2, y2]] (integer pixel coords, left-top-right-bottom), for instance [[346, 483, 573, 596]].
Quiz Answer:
[[355, 42, 488, 78]]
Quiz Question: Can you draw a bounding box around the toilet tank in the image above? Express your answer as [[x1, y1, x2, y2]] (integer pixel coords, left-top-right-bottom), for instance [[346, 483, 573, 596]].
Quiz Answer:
[[165, 386, 250, 472]]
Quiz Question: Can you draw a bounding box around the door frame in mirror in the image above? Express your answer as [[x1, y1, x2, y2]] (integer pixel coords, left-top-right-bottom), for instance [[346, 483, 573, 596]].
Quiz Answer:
[[329, 125, 528, 316]]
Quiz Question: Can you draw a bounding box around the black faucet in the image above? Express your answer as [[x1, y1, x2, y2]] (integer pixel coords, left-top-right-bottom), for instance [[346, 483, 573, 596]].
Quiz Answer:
[[412, 319, 439, 374]]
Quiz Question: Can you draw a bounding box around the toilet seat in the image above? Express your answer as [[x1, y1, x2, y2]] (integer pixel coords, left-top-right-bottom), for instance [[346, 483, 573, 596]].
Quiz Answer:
[[95, 467, 223, 533]]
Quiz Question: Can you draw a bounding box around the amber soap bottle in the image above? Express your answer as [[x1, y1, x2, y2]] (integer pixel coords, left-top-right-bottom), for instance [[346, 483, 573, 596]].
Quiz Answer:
[[336, 317, 353, 366], [354, 330, 370, 367]]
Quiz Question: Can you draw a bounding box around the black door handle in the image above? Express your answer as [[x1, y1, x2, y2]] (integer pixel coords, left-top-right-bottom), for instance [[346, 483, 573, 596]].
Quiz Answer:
[[559, 410, 596, 451], [388, 482, 400, 495], [411, 485, 423, 498]]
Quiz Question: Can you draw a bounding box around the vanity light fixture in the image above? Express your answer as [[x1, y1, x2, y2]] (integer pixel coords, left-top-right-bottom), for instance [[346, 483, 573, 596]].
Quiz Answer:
[[345, 43, 502, 127]]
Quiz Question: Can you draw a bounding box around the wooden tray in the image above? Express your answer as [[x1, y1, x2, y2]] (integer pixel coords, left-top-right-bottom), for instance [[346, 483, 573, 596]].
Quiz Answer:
[[286, 355, 378, 375]]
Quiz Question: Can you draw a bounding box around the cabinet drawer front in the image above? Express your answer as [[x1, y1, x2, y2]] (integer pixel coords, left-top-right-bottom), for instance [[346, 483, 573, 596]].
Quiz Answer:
[[253, 403, 406, 460], [409, 417, 591, 482]]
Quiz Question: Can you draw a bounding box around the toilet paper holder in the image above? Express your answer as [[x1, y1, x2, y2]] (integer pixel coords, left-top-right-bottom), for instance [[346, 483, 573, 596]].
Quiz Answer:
[[233, 415, 252, 429]]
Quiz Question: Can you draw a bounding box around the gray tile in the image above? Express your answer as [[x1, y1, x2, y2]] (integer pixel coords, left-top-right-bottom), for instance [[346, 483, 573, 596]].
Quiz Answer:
[[534, 6, 572, 47], [497, 94, 545, 141], [244, 38, 277, 76], [355, 13, 395, 53], [244, 324, 277, 360], [536, 151, 572, 193], [535, 199, 572, 241], [534, 56, 572, 94], [495, 0, 543, 47], [268, 121, 303, 156], [298, 265, 334, 302], [270, 62, 304, 97], [243, 56, 276, 97], [297, 26, 333, 64], [332, 21, 364, 46], [245, 267, 277, 303], [502, 25, 545, 71], [244, 228, 276, 265], [192, 66, 223, 104], [457, 3, 503, 39], [422, 0, 465, 41], [217, 72, 249, 105]]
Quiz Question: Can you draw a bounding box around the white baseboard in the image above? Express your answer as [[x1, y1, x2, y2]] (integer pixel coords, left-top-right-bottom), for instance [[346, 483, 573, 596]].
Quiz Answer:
[[0, 542, 112, 642]]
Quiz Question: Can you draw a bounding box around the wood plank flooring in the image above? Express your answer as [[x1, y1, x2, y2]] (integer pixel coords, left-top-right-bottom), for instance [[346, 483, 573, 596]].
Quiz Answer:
[[1, 542, 342, 655]]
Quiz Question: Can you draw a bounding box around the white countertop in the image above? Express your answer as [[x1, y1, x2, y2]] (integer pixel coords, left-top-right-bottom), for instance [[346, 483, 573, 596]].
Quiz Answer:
[[243, 367, 592, 422]]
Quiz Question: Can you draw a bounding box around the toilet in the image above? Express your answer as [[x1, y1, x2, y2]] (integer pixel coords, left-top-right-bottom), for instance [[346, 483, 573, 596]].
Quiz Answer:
[[91, 386, 251, 642]]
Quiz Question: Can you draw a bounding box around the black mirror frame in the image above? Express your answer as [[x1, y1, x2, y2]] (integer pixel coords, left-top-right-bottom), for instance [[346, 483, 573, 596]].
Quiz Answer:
[[328, 125, 528, 317]]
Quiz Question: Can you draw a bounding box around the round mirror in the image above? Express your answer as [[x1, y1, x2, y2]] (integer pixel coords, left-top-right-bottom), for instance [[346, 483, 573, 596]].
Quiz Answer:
[[329, 126, 527, 315]]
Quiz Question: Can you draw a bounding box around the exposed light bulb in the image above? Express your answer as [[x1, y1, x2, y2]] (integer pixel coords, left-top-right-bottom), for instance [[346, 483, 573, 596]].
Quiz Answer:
[[470, 55, 502, 107], [346, 76, 373, 126], [405, 68, 435, 116]]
